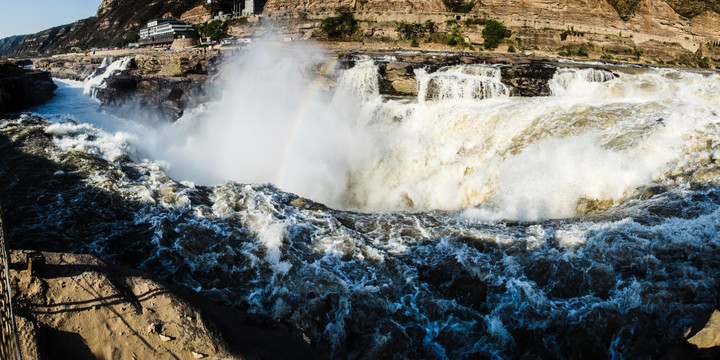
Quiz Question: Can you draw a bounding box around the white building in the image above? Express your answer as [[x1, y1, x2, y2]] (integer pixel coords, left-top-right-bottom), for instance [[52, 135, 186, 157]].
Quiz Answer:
[[139, 19, 195, 45], [242, 0, 267, 16]]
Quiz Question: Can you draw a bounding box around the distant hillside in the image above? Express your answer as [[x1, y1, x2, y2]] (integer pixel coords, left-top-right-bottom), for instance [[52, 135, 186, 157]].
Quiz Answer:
[[0, 35, 27, 57], [0, 0, 203, 58]]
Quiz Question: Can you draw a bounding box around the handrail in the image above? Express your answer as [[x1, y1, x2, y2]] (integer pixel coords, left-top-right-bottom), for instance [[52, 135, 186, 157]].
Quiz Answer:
[[0, 204, 21, 360]]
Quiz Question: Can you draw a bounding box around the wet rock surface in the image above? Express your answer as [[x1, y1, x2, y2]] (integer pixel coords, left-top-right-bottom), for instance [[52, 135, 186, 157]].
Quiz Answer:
[[0, 61, 56, 113], [94, 73, 208, 121]]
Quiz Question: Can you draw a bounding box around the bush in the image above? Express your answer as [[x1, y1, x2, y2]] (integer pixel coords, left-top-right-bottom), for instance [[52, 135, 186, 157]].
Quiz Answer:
[[446, 25, 467, 47], [507, 45, 516, 53], [577, 46, 589, 57], [699, 56, 711, 69], [411, 37, 420, 47], [606, 0, 642, 21], [198, 20, 227, 41], [424, 19, 438, 34], [443, 0, 477, 13], [396, 21, 425, 40], [320, 6, 358, 39], [482, 20, 505, 50], [464, 17, 487, 26]]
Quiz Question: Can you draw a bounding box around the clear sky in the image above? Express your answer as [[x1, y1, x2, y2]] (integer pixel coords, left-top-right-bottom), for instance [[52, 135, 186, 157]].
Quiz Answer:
[[0, 0, 101, 39]]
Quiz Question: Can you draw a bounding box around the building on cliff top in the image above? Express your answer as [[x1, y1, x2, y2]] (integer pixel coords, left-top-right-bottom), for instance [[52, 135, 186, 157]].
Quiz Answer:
[[242, 0, 268, 16], [139, 19, 196, 45]]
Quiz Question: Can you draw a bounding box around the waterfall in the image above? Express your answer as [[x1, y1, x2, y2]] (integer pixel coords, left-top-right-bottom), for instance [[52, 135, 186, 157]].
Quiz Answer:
[[83, 57, 133, 98], [549, 68, 617, 96], [416, 64, 510, 102]]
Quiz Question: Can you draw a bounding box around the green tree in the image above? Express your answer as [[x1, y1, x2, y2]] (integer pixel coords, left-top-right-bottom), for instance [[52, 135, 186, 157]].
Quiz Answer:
[[443, 0, 477, 13], [396, 21, 425, 40], [482, 20, 505, 50], [424, 19, 438, 34], [198, 20, 228, 41], [446, 25, 467, 47], [320, 6, 358, 39], [699, 56, 711, 69]]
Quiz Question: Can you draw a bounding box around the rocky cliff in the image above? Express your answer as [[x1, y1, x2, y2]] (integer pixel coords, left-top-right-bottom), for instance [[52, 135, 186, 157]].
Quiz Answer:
[[0, 35, 27, 57], [0, 0, 202, 59], [263, 0, 447, 13], [262, 0, 720, 21], [0, 61, 56, 113]]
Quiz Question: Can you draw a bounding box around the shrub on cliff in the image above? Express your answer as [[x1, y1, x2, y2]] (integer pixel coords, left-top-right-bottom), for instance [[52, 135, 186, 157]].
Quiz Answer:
[[396, 21, 426, 40], [482, 20, 506, 50], [606, 0, 642, 21], [320, 6, 359, 40], [443, 0, 477, 13], [446, 25, 467, 47], [699, 57, 711, 69]]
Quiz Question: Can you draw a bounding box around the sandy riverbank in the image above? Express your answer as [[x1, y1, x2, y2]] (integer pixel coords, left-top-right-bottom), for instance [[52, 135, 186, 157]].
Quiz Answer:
[[9, 250, 323, 359]]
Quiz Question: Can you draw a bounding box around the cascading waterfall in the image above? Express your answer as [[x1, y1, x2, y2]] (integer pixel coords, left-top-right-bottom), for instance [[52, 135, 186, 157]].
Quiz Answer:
[[83, 56, 133, 98], [416, 64, 510, 102], [549, 67, 617, 96], [8, 44, 720, 359]]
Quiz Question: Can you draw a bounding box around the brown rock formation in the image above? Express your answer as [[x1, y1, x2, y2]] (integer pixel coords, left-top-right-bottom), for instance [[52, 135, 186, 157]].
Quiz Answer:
[[181, 5, 214, 25], [263, 0, 446, 14]]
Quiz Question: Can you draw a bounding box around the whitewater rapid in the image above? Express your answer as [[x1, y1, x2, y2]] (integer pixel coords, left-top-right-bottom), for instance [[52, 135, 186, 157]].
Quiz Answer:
[[2, 43, 718, 359]]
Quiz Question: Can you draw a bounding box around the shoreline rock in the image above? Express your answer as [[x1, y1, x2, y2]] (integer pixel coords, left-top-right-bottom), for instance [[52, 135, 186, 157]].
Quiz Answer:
[[0, 61, 56, 114], [9, 250, 324, 359]]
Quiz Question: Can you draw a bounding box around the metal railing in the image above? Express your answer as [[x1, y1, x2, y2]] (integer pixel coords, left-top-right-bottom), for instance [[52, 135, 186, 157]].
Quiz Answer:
[[0, 204, 21, 360]]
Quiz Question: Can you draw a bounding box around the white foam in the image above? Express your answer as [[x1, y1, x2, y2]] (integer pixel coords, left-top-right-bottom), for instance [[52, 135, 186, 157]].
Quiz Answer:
[[83, 56, 133, 97]]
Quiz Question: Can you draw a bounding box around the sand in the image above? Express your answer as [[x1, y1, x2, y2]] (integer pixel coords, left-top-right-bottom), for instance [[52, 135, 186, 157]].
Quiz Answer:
[[8, 250, 322, 360]]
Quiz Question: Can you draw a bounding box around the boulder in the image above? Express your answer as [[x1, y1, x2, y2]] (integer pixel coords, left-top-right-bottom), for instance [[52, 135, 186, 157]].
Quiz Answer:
[[500, 61, 556, 97], [686, 309, 720, 350], [93, 73, 208, 121], [378, 61, 417, 96], [0, 61, 56, 113]]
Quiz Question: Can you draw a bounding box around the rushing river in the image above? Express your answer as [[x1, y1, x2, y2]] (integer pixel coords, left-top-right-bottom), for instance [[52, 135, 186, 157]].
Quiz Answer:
[[1, 43, 720, 359]]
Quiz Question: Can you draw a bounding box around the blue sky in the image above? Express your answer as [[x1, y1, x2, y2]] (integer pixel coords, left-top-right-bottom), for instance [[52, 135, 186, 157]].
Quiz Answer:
[[0, 0, 101, 39]]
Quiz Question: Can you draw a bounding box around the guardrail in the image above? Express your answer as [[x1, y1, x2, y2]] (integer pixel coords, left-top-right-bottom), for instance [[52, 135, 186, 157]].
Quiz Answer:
[[0, 204, 21, 360]]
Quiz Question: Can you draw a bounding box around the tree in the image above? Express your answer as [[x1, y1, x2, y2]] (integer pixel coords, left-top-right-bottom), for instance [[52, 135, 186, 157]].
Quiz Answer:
[[320, 6, 358, 39], [443, 0, 477, 13], [424, 19, 438, 34], [396, 21, 424, 40], [446, 25, 467, 47], [482, 20, 505, 50], [198, 20, 228, 41]]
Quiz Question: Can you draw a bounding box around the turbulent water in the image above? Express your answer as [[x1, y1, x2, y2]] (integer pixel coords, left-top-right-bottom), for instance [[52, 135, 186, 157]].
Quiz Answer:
[[2, 43, 720, 359]]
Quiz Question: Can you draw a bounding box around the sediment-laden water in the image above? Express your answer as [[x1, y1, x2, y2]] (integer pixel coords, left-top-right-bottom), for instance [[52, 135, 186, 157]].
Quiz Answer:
[[2, 43, 720, 359]]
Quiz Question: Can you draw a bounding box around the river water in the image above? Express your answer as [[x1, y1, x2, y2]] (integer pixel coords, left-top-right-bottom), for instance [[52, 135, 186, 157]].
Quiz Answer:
[[2, 44, 720, 359]]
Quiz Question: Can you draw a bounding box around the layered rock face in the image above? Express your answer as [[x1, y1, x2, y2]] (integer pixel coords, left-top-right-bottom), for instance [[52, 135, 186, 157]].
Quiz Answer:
[[34, 56, 105, 81], [180, 5, 214, 24], [0, 62, 56, 113], [480, 0, 622, 25], [263, 0, 446, 13]]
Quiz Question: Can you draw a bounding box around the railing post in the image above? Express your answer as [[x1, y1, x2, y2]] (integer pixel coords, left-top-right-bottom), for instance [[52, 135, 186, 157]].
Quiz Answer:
[[0, 204, 22, 360]]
